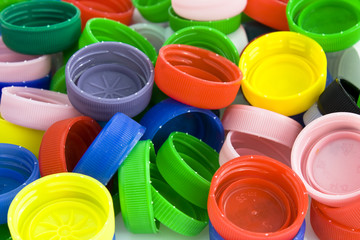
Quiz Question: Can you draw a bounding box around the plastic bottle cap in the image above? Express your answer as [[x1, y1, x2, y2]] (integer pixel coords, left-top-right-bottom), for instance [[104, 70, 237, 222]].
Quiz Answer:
[[155, 44, 242, 109], [79, 18, 157, 65], [0, 143, 40, 225], [303, 102, 323, 126], [220, 104, 302, 166], [7, 173, 115, 240], [306, 131, 360, 195], [326, 40, 360, 89], [244, 0, 289, 30], [73, 112, 145, 186], [208, 155, 308, 240], [168, 7, 241, 35], [286, 0, 360, 52], [0, 224, 11, 240], [63, 0, 134, 28], [218, 178, 292, 233], [150, 165, 208, 236], [39, 116, 101, 177], [77, 64, 143, 99], [221, 104, 303, 149], [130, 23, 166, 53], [0, 86, 82, 131], [0, 37, 51, 82], [303, 77, 360, 125], [315, 198, 360, 229], [139, 98, 224, 152], [163, 26, 240, 64], [311, 199, 360, 240], [227, 25, 249, 55], [219, 131, 292, 167], [209, 220, 307, 240], [66, 41, 154, 121], [317, 78, 360, 115], [239, 31, 327, 116], [156, 132, 219, 209], [132, 0, 170, 23], [0, 74, 51, 100], [118, 140, 159, 233], [50, 65, 66, 93], [242, 20, 276, 43], [0, 1, 81, 55], [292, 112, 360, 207], [0, 116, 44, 158], [0, 0, 27, 12], [171, 0, 247, 21], [337, 41, 360, 89]]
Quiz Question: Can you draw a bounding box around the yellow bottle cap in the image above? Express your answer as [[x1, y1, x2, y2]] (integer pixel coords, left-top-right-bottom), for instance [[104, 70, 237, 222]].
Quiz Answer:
[[0, 116, 44, 158], [7, 173, 115, 240], [239, 31, 327, 116]]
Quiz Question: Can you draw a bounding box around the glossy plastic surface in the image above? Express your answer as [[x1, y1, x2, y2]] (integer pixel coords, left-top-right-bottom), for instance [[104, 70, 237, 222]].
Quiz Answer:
[[39, 116, 101, 176], [287, 0, 360, 52], [171, 0, 247, 21], [140, 98, 224, 152], [208, 155, 308, 240], [156, 44, 242, 109], [0, 86, 82, 130], [292, 112, 360, 207], [63, 0, 134, 28], [73, 112, 145, 185], [7, 173, 115, 240], [0, 143, 39, 224], [239, 31, 327, 116], [0, 1, 81, 54], [66, 41, 154, 121]]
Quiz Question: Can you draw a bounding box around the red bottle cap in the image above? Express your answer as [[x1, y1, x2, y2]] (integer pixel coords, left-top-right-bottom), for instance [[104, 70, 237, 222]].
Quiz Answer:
[[208, 155, 308, 240], [218, 177, 292, 233]]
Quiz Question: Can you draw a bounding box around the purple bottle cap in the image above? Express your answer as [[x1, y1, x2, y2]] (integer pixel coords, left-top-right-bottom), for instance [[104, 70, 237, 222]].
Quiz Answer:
[[66, 42, 154, 121], [77, 63, 143, 99]]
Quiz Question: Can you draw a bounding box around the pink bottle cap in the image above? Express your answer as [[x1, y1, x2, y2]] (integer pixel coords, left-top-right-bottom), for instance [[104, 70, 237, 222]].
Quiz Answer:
[[0, 86, 82, 130], [220, 104, 302, 166], [306, 131, 360, 195], [171, 0, 247, 21], [219, 131, 291, 166], [0, 37, 51, 82], [292, 112, 360, 207]]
